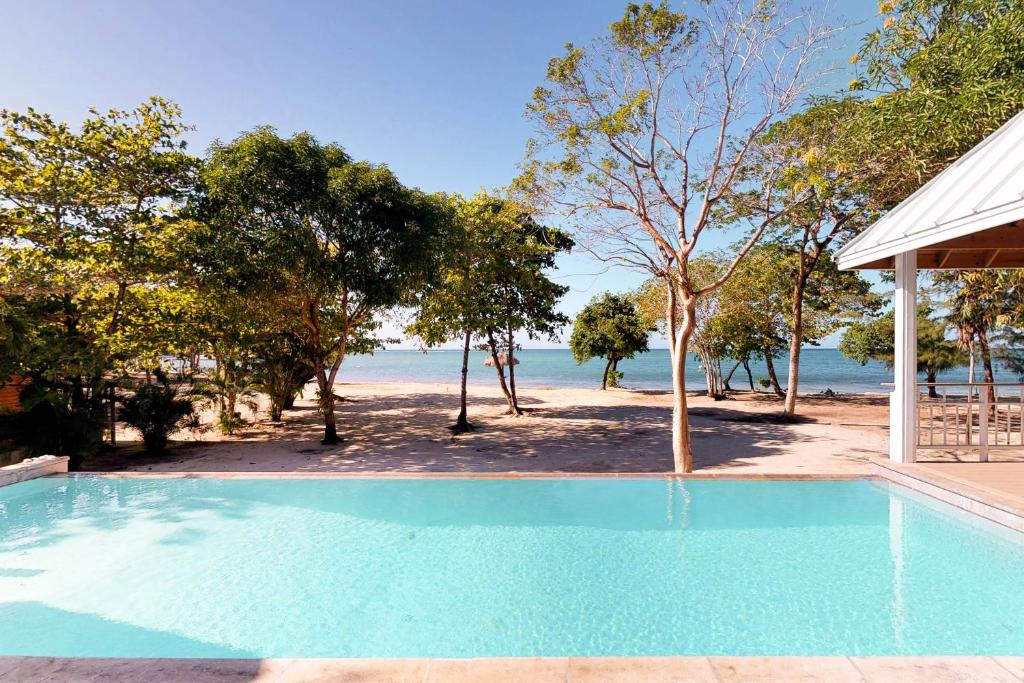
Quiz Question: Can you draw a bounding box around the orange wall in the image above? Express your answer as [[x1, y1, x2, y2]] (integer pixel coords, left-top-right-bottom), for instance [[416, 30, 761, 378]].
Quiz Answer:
[[0, 376, 27, 413]]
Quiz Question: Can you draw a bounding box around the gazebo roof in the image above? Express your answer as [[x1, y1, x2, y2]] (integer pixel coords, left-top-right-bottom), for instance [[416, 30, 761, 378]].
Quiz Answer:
[[835, 109, 1024, 270]]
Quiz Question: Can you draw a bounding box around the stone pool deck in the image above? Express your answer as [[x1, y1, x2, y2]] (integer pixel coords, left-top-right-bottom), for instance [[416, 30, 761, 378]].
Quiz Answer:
[[873, 458, 1024, 532], [2, 655, 1024, 682]]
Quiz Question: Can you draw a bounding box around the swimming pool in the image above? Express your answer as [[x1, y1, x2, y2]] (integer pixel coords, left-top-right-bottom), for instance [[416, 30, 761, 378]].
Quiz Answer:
[[0, 476, 1022, 658]]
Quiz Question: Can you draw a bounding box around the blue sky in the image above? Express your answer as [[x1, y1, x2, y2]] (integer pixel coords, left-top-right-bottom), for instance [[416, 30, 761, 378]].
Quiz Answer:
[[3, 1, 881, 348]]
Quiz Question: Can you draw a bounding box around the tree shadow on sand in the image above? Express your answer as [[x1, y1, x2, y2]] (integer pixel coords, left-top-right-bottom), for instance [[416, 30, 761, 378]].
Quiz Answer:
[[89, 387, 885, 474]]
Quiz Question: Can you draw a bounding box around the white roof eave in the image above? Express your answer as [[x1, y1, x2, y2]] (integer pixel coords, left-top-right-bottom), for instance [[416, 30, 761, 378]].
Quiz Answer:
[[835, 202, 1024, 269]]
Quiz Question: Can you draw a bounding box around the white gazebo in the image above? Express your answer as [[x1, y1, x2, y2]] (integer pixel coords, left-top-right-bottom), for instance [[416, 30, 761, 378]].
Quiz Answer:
[[835, 109, 1024, 463]]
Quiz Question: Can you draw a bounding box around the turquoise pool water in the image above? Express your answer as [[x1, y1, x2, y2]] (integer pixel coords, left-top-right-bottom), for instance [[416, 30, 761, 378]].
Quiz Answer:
[[0, 477, 1022, 658]]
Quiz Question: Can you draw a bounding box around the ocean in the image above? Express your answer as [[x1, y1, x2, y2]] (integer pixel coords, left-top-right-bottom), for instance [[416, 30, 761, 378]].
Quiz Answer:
[[336, 347, 1012, 395]]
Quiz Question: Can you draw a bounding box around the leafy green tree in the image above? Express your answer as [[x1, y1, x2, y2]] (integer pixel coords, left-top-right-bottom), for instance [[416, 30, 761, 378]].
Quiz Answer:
[[192, 128, 445, 444], [732, 99, 881, 412], [405, 193, 487, 432], [0, 98, 196, 459], [936, 270, 1022, 403], [519, 1, 832, 471], [839, 303, 963, 398], [250, 331, 315, 423], [478, 205, 572, 415], [848, 0, 1024, 206], [570, 293, 650, 390]]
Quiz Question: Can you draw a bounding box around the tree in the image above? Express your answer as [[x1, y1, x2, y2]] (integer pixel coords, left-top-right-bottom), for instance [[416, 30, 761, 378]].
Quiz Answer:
[[938, 270, 1019, 404], [570, 293, 650, 389], [192, 128, 445, 444], [0, 98, 196, 459], [732, 99, 880, 413], [118, 377, 194, 455], [250, 331, 315, 422], [839, 303, 962, 398], [476, 200, 572, 415], [406, 193, 486, 433], [409, 192, 571, 422], [519, 1, 833, 471], [847, 0, 1024, 207]]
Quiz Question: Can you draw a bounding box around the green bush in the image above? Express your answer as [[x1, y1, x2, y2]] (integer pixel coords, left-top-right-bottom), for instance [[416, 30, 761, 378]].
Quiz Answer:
[[119, 381, 194, 455], [0, 383, 105, 470]]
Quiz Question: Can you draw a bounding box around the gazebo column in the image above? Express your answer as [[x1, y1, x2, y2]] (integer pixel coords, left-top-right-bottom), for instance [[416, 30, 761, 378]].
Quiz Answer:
[[891, 250, 918, 463]]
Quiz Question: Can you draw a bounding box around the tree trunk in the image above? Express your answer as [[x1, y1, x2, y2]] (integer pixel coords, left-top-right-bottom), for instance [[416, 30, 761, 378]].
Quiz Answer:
[[723, 361, 740, 391], [763, 349, 785, 397], [486, 329, 516, 414], [926, 369, 939, 399], [601, 358, 612, 390], [670, 287, 696, 473], [318, 368, 340, 444], [453, 328, 472, 432], [743, 360, 754, 391], [967, 341, 976, 387], [978, 329, 996, 407], [783, 279, 807, 415], [506, 325, 522, 415], [108, 384, 117, 447], [609, 357, 620, 387]]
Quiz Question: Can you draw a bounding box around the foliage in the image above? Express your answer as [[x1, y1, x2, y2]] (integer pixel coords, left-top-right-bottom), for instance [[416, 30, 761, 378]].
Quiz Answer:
[[569, 293, 650, 389], [191, 127, 446, 443], [118, 379, 194, 455], [519, 0, 834, 471], [407, 191, 570, 425], [0, 381, 105, 468], [847, 0, 1024, 206], [250, 332, 315, 422], [0, 98, 196, 458], [839, 303, 963, 395]]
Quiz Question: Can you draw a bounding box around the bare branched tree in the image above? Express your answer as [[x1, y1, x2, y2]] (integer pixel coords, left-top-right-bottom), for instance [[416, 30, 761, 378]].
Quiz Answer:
[[519, 0, 835, 471]]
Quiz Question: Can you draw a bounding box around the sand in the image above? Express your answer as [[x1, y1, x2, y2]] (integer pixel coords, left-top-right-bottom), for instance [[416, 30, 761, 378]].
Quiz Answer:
[[87, 380, 890, 475]]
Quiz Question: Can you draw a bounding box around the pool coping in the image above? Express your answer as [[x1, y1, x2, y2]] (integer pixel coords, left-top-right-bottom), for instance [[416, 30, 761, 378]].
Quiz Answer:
[[872, 459, 1024, 533], [1, 655, 1022, 682], [65, 469, 868, 479]]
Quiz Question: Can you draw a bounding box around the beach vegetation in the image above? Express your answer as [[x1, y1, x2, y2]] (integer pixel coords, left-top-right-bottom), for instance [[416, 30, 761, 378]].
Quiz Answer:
[[569, 293, 651, 390], [190, 128, 447, 444], [840, 303, 962, 398], [0, 98, 196, 460], [519, 0, 835, 471], [118, 376, 194, 455], [475, 197, 572, 416]]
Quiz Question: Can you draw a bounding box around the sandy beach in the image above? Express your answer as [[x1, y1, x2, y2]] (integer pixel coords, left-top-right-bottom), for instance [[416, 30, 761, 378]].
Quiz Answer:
[[86, 381, 890, 475]]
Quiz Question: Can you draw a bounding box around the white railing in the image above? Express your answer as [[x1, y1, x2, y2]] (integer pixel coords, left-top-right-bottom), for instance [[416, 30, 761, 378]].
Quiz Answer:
[[917, 382, 1024, 460]]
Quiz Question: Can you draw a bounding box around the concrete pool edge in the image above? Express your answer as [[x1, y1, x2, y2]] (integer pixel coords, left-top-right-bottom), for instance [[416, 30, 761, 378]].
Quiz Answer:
[[873, 459, 1024, 533], [63, 470, 869, 479], [1, 655, 1023, 682], [0, 455, 69, 488]]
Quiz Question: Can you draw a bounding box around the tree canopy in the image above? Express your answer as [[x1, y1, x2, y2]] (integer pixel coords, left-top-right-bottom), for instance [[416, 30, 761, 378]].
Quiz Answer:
[[570, 293, 650, 389], [190, 127, 447, 443]]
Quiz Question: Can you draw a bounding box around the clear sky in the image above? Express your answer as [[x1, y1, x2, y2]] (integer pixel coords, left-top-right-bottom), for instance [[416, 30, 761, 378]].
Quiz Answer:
[[2, 0, 881, 348]]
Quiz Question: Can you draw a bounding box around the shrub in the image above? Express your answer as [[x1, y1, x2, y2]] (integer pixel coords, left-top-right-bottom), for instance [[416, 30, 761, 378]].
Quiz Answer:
[[119, 381, 194, 455], [0, 382, 105, 470]]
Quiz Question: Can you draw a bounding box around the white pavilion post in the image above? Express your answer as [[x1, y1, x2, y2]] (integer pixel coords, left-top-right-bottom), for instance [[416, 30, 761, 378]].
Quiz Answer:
[[891, 250, 918, 463]]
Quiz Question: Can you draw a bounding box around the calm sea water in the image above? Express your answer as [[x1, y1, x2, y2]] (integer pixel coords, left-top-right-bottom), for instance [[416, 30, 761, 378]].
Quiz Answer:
[[339, 347, 1013, 394], [2, 476, 1022, 657]]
